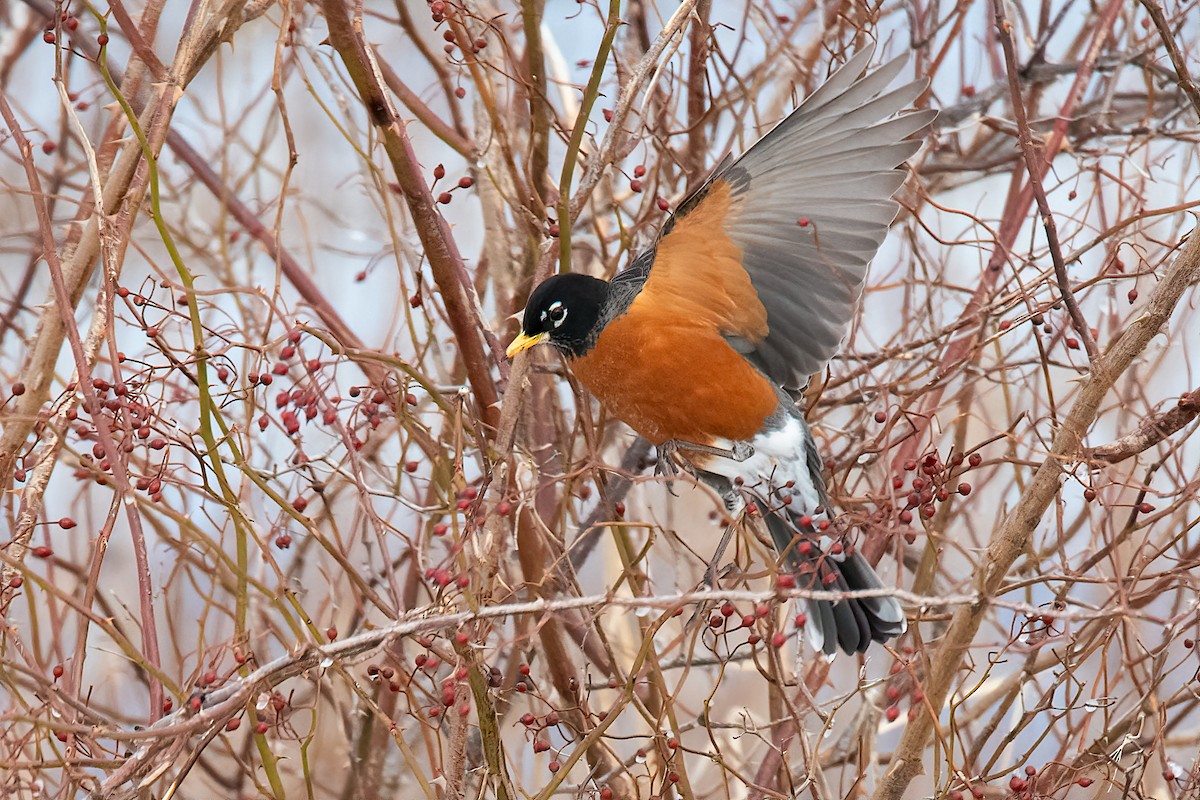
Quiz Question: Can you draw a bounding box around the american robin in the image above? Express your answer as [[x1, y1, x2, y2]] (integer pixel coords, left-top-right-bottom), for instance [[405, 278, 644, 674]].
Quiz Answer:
[[507, 48, 934, 655]]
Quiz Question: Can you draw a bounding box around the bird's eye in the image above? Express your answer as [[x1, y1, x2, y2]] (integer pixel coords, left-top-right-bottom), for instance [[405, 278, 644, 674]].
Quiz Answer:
[[547, 301, 567, 327]]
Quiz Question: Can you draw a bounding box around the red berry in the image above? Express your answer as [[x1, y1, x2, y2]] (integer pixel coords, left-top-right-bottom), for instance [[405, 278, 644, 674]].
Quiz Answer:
[[1137, 502, 1154, 514], [629, 179, 643, 193], [770, 632, 786, 648], [53, 664, 64, 678], [274, 534, 292, 548], [1077, 777, 1093, 787], [999, 319, 1012, 330], [957, 482, 972, 496], [44, 30, 56, 43], [59, 517, 77, 529], [656, 197, 670, 212], [1009, 776, 1027, 792], [458, 176, 473, 189], [97, 33, 109, 46], [898, 510, 913, 524], [433, 164, 445, 179], [776, 574, 795, 590], [1065, 337, 1080, 350], [325, 626, 337, 641], [1127, 288, 1138, 303], [226, 718, 241, 731], [255, 722, 269, 734], [32, 546, 53, 558], [885, 705, 899, 721], [968, 453, 982, 467]]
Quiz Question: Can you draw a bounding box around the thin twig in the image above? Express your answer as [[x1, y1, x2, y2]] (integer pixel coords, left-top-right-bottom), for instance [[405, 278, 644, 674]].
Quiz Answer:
[[993, 0, 1099, 362]]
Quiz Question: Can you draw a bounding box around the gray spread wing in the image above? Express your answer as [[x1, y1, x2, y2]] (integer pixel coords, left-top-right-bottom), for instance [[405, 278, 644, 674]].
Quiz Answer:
[[709, 47, 934, 389]]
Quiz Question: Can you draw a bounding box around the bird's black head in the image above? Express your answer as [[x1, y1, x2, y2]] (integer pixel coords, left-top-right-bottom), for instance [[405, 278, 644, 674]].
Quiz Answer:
[[507, 273, 611, 359]]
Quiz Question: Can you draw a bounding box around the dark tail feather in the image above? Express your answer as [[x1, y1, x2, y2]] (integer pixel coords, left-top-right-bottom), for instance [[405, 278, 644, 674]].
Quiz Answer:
[[764, 512, 905, 655]]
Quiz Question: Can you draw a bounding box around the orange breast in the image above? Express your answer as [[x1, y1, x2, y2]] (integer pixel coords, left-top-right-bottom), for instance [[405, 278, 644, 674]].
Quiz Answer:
[[569, 303, 779, 445]]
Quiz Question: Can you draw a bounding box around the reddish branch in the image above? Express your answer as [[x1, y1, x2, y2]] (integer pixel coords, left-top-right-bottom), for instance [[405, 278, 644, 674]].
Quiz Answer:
[[320, 0, 501, 431]]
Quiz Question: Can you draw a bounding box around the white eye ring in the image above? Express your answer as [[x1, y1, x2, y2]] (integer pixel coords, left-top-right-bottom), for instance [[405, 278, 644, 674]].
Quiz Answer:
[[545, 301, 567, 328]]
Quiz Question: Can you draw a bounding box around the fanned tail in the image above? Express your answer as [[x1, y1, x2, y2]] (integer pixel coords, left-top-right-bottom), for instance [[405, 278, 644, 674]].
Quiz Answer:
[[763, 512, 905, 655]]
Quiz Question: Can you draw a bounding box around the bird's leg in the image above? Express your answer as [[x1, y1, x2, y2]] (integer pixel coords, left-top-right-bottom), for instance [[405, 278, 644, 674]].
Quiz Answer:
[[659, 438, 755, 465], [693, 471, 748, 589], [684, 474, 745, 630]]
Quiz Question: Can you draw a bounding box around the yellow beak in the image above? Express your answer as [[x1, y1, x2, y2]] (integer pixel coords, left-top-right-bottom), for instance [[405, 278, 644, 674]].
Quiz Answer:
[[505, 331, 549, 358]]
